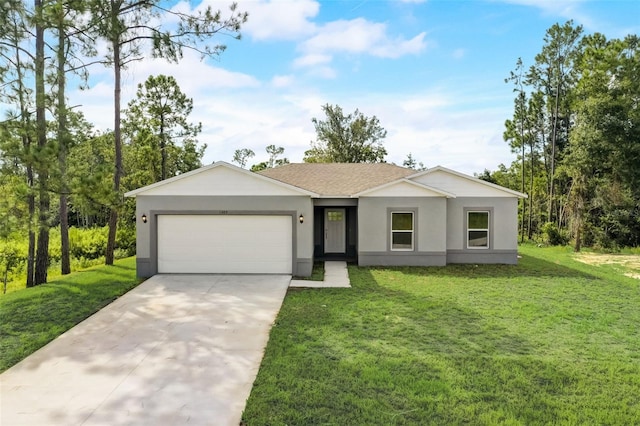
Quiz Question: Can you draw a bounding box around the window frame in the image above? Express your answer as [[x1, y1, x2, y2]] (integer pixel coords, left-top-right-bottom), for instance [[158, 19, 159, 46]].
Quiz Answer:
[[466, 210, 490, 249], [390, 211, 415, 251]]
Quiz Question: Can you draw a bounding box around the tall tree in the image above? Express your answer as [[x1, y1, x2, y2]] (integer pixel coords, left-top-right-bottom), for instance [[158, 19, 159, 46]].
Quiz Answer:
[[50, 0, 93, 275], [304, 104, 387, 163], [566, 33, 640, 249], [528, 21, 583, 224], [0, 0, 37, 286], [124, 74, 202, 182], [402, 153, 426, 171], [33, 0, 50, 285], [250, 145, 289, 171], [232, 148, 254, 168], [67, 130, 114, 227], [504, 57, 529, 241], [88, 0, 247, 265]]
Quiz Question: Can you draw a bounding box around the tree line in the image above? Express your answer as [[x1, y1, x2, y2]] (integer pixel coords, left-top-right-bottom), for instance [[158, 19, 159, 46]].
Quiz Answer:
[[0, 0, 247, 287], [481, 21, 639, 250]]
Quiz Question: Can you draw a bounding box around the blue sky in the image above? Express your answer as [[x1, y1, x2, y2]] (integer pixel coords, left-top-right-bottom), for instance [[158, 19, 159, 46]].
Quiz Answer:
[[72, 0, 640, 174]]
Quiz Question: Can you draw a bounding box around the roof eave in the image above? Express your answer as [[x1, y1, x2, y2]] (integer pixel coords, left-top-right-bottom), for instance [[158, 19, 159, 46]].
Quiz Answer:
[[352, 178, 456, 198], [408, 165, 528, 198], [124, 161, 320, 198]]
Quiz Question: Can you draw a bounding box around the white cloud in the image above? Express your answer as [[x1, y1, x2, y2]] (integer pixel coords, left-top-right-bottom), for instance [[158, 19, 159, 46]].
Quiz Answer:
[[69, 50, 261, 135], [300, 18, 427, 59], [156, 0, 318, 42], [184, 87, 513, 175], [373, 32, 427, 58], [236, 0, 319, 41], [73, 71, 513, 175], [124, 51, 260, 94], [309, 66, 338, 80], [293, 53, 332, 68], [271, 75, 295, 88]]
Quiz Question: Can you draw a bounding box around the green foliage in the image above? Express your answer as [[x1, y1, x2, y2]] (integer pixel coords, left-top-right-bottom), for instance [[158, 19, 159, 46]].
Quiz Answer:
[[0, 241, 22, 294], [402, 153, 426, 170], [542, 221, 568, 246], [250, 145, 289, 171], [116, 225, 136, 257], [232, 148, 255, 168], [67, 132, 114, 225], [68, 227, 108, 260], [0, 226, 135, 292], [1, 0, 248, 277], [304, 104, 388, 163], [123, 74, 204, 184], [495, 22, 639, 248]]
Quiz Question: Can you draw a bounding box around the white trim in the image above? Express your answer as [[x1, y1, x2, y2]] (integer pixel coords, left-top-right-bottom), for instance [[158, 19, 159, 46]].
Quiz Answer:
[[390, 211, 414, 251], [124, 161, 319, 197], [467, 210, 490, 249], [353, 178, 456, 198], [408, 166, 528, 198]]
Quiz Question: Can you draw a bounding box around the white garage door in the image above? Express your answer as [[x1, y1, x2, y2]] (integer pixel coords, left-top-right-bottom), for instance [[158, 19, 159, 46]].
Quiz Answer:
[[157, 215, 292, 274]]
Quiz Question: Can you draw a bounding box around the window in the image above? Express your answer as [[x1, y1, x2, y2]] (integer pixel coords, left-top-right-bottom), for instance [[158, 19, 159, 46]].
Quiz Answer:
[[391, 212, 414, 250], [327, 211, 343, 221], [467, 211, 489, 249]]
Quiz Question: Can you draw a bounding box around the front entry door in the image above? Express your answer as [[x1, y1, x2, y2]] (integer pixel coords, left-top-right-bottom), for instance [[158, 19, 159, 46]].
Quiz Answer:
[[324, 208, 346, 253]]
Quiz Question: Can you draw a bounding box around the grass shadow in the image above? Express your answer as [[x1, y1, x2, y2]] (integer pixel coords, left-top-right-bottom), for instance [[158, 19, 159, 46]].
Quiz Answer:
[[362, 253, 599, 281], [245, 250, 640, 425], [248, 275, 551, 424]]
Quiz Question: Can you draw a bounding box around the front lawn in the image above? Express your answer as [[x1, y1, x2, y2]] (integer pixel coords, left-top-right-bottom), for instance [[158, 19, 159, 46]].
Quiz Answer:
[[243, 246, 640, 425], [0, 257, 140, 372]]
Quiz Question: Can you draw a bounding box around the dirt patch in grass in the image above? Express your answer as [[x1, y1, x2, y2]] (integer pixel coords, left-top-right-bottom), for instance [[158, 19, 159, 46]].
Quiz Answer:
[[574, 253, 640, 279]]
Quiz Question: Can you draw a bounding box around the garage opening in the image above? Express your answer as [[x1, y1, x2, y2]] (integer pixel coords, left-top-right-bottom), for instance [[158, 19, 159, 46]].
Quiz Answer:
[[157, 215, 292, 274]]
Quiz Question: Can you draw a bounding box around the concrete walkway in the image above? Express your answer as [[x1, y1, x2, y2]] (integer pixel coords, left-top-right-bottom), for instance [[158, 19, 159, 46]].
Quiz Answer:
[[290, 261, 351, 288], [0, 274, 290, 426]]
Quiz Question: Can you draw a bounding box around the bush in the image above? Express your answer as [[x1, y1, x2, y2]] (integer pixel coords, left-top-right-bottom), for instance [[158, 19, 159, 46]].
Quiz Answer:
[[116, 226, 136, 257], [69, 227, 108, 260], [542, 222, 568, 246]]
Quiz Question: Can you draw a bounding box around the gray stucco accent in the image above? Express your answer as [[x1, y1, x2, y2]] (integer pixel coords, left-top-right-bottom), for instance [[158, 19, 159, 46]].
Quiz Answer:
[[359, 251, 447, 266], [447, 249, 519, 265], [136, 258, 153, 277], [135, 195, 314, 277], [295, 258, 313, 277]]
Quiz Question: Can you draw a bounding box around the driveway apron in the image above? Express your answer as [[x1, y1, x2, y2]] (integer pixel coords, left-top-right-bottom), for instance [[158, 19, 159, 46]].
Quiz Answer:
[[0, 274, 290, 426]]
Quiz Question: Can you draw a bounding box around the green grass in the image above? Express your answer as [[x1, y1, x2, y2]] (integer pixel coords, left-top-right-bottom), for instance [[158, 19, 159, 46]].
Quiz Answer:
[[293, 261, 325, 281], [0, 257, 140, 372], [3, 256, 126, 295], [243, 245, 640, 425]]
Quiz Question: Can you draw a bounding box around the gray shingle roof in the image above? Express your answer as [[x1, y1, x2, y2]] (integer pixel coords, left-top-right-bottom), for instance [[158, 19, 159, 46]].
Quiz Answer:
[[258, 163, 415, 196]]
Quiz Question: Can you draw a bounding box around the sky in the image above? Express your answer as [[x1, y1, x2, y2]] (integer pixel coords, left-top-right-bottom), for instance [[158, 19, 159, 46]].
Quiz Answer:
[[69, 0, 640, 175]]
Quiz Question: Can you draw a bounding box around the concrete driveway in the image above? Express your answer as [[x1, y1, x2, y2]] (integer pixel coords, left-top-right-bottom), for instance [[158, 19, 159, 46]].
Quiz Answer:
[[0, 274, 290, 426]]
